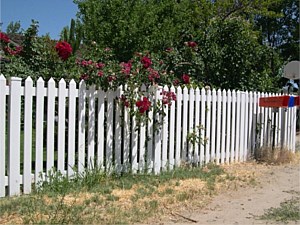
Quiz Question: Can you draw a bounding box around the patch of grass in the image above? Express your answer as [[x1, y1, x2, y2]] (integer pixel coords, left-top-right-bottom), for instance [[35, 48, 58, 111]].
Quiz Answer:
[[259, 197, 300, 223], [0, 162, 238, 224]]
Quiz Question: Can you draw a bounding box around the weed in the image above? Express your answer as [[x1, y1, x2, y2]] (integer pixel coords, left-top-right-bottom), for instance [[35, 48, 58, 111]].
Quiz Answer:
[[259, 197, 300, 223]]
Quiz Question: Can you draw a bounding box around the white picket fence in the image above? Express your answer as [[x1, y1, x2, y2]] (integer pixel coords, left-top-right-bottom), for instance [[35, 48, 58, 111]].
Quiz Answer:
[[0, 75, 297, 197]]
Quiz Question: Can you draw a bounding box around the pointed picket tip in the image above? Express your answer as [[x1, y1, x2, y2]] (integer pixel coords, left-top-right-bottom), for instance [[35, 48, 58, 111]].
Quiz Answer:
[[177, 86, 182, 92], [69, 79, 76, 84], [24, 76, 32, 82], [37, 77, 44, 82], [0, 74, 6, 80], [212, 88, 216, 93], [25, 77, 33, 85], [59, 78, 66, 84], [163, 84, 169, 90], [170, 85, 175, 91], [195, 87, 200, 92], [201, 87, 206, 93], [48, 77, 55, 83]]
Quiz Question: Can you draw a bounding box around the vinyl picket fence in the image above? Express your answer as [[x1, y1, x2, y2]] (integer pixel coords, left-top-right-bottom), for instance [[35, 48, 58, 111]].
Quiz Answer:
[[0, 75, 297, 197]]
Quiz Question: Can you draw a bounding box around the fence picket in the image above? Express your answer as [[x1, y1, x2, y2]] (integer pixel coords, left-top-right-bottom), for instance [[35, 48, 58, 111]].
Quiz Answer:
[[106, 91, 114, 170], [221, 89, 227, 164], [230, 90, 236, 163], [139, 85, 147, 172], [235, 91, 241, 162], [226, 90, 231, 164], [200, 88, 206, 165], [162, 85, 169, 170], [131, 90, 138, 173], [175, 87, 182, 167], [194, 88, 200, 164], [23, 77, 34, 194], [78, 81, 86, 172], [216, 89, 222, 164], [252, 92, 257, 153], [46, 79, 55, 173], [146, 86, 154, 172], [57, 79, 67, 172], [115, 86, 122, 172], [88, 85, 96, 169], [239, 91, 245, 162], [211, 89, 217, 162], [97, 89, 105, 168], [169, 86, 176, 168], [35, 78, 45, 183], [8, 78, 22, 195], [154, 88, 162, 174], [0, 75, 6, 197], [188, 87, 195, 162], [205, 90, 211, 164], [182, 87, 189, 161], [244, 91, 249, 161], [67, 80, 76, 176]]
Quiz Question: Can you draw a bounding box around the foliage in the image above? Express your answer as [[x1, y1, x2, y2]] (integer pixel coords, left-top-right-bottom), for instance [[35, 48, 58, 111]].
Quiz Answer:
[[6, 21, 22, 35], [60, 18, 83, 54], [74, 0, 288, 92], [1, 20, 76, 82]]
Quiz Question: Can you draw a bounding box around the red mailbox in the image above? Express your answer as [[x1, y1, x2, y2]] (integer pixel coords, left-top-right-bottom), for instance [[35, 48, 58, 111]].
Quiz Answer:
[[259, 96, 290, 108]]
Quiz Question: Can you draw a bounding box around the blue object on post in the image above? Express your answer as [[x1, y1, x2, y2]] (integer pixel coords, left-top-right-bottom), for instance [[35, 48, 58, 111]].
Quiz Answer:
[[288, 96, 295, 107]]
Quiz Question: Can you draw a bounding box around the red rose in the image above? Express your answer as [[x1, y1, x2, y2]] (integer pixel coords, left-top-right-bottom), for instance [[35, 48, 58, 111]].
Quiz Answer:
[[4, 45, 22, 55], [0, 32, 10, 43], [173, 79, 180, 86], [185, 41, 197, 48], [136, 97, 151, 114], [141, 56, 152, 69], [161, 90, 177, 106], [120, 95, 130, 108], [55, 41, 72, 61], [182, 74, 190, 84], [120, 61, 132, 75]]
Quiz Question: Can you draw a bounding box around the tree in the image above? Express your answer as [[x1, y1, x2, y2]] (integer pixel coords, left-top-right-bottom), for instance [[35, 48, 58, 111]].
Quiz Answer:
[[6, 21, 22, 35], [73, 0, 284, 91], [255, 0, 299, 62], [60, 18, 83, 54]]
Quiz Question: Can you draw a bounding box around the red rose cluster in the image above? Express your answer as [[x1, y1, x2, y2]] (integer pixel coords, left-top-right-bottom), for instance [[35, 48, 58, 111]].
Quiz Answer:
[[136, 97, 151, 114], [120, 95, 130, 108], [147, 68, 160, 82], [55, 41, 72, 61], [186, 41, 197, 48], [120, 61, 132, 75], [0, 32, 10, 43], [141, 56, 152, 69], [182, 74, 190, 84], [161, 90, 177, 106], [4, 46, 22, 55]]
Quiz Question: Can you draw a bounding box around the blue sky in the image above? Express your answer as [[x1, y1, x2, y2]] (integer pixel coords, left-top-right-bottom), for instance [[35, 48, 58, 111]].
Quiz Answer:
[[0, 0, 78, 40]]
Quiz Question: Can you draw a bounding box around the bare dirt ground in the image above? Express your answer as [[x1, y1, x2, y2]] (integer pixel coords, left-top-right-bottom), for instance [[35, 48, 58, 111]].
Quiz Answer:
[[147, 135, 300, 225]]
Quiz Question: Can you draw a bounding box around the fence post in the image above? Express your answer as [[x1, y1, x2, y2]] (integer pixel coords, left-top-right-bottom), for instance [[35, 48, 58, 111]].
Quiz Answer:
[[8, 77, 22, 196], [0, 75, 6, 197]]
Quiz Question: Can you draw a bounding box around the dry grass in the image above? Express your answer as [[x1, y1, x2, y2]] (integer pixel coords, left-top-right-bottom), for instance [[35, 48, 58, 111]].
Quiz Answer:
[[255, 147, 299, 165]]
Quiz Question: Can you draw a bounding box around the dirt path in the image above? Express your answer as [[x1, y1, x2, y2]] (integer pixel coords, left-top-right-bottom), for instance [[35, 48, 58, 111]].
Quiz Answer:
[[158, 136, 300, 225], [160, 163, 300, 225]]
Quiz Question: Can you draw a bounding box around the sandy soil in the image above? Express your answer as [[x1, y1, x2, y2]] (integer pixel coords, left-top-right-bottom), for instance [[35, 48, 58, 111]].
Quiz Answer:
[[160, 164, 299, 225], [155, 136, 300, 225]]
